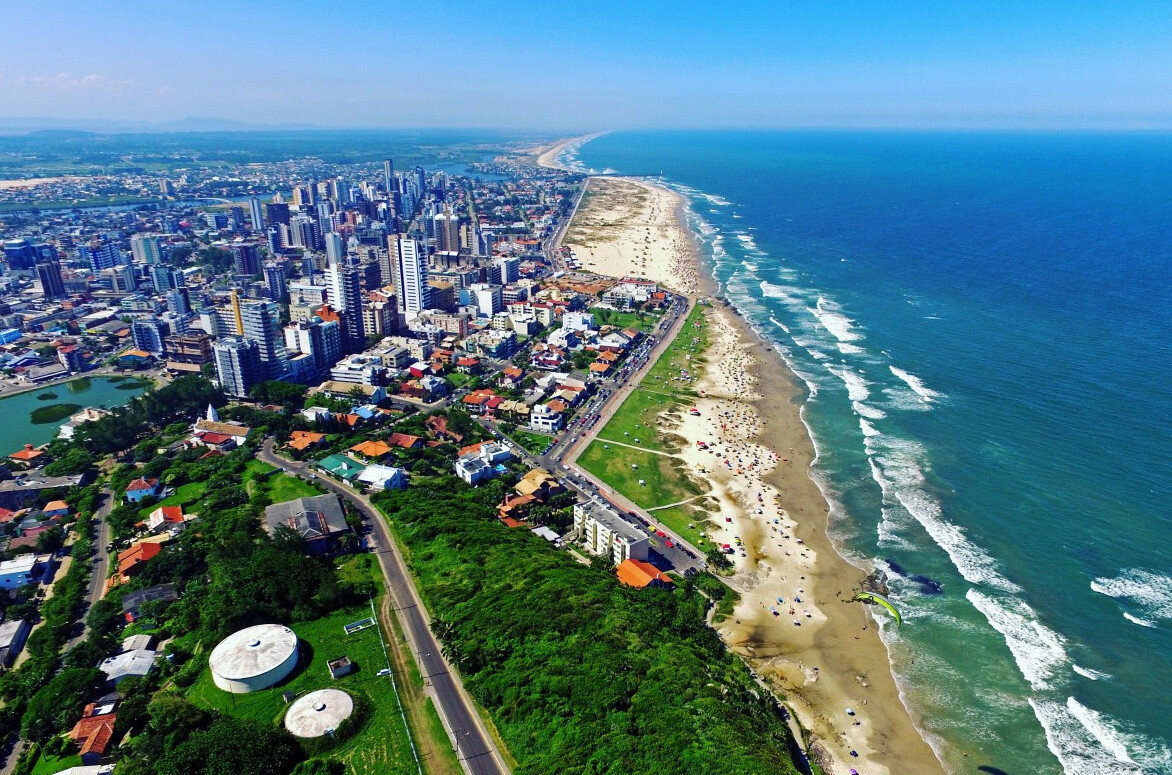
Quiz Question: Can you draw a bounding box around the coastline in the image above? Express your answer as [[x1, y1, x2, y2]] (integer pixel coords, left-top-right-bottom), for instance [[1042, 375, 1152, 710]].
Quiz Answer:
[[538, 138, 945, 775]]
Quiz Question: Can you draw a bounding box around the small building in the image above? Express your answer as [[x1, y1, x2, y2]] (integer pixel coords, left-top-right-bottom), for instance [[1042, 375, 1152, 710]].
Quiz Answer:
[[318, 454, 365, 482], [350, 440, 394, 460], [287, 430, 327, 452], [99, 648, 157, 685], [0, 618, 31, 667], [146, 505, 190, 534], [8, 445, 45, 468], [0, 555, 46, 590], [356, 464, 408, 492], [117, 541, 164, 581], [264, 494, 351, 554], [124, 477, 163, 503], [121, 583, 178, 623], [122, 633, 155, 652], [69, 702, 118, 764], [327, 656, 354, 679], [616, 558, 674, 589], [42, 499, 71, 518]]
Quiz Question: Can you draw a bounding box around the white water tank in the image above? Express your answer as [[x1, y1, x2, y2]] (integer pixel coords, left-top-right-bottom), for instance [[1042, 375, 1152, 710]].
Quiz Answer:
[[209, 624, 299, 693]]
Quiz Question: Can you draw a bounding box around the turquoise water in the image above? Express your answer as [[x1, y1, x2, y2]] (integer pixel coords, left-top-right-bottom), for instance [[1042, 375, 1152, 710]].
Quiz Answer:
[[1, 377, 148, 448], [575, 131, 1172, 775]]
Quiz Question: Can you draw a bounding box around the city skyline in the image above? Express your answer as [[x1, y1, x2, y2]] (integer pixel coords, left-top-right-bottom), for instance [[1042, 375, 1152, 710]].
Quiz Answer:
[[1, 1, 1170, 131]]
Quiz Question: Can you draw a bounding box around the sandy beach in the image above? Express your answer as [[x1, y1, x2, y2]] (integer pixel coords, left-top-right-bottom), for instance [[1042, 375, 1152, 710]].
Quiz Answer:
[[562, 176, 698, 296], [538, 139, 946, 775]]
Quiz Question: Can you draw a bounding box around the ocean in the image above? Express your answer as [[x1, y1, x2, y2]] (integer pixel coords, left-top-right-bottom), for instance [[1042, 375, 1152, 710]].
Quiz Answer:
[[571, 130, 1172, 775]]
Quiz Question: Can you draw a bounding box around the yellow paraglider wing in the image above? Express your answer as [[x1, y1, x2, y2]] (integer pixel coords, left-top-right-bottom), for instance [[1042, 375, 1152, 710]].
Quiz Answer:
[[855, 592, 902, 626]]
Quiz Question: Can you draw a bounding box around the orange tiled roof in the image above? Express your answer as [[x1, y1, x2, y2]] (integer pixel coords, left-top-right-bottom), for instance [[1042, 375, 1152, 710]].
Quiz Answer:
[[616, 559, 674, 589], [118, 541, 163, 576], [388, 432, 421, 449], [350, 440, 393, 458]]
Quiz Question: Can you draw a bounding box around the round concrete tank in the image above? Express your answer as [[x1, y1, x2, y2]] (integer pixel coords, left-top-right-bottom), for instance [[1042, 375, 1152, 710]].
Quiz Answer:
[[209, 623, 299, 693], [284, 689, 355, 738]]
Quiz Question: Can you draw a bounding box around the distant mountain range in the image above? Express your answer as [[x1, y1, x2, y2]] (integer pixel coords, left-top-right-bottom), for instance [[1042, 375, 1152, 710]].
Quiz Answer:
[[0, 116, 325, 135]]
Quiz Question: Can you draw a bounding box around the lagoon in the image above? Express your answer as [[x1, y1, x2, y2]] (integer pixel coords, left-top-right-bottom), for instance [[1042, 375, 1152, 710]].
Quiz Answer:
[[0, 376, 149, 450]]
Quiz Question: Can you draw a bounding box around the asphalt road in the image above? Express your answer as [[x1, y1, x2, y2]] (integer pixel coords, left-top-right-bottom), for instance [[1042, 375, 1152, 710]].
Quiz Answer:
[[68, 487, 114, 650], [259, 441, 508, 775]]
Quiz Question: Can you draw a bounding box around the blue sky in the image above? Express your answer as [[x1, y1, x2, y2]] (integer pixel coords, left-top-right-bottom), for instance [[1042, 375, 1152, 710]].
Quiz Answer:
[[0, 0, 1168, 129]]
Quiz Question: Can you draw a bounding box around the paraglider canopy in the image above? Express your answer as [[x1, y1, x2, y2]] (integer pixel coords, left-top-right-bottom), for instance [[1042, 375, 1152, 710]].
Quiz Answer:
[[855, 591, 902, 626]]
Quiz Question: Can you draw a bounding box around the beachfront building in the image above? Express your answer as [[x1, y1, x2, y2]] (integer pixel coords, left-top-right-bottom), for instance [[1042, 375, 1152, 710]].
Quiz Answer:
[[572, 500, 649, 564]]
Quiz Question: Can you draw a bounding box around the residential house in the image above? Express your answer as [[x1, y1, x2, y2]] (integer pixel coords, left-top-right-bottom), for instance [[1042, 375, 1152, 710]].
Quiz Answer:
[[349, 440, 393, 461], [515, 468, 563, 502], [117, 540, 164, 581], [70, 702, 118, 763], [121, 583, 178, 623], [146, 505, 191, 534], [286, 430, 327, 452], [42, 499, 70, 518], [99, 649, 156, 686], [8, 445, 45, 468], [387, 432, 423, 449], [0, 555, 48, 590], [264, 494, 351, 554], [124, 477, 163, 503], [356, 464, 408, 491], [317, 454, 365, 482], [529, 401, 564, 432]]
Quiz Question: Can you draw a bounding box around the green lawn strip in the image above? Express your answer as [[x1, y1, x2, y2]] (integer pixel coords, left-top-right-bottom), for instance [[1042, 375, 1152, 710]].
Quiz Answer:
[[186, 557, 419, 775], [29, 751, 82, 775], [588, 307, 661, 332], [138, 481, 207, 519], [642, 303, 709, 393], [644, 503, 712, 549], [266, 472, 324, 504], [423, 697, 461, 774], [593, 388, 689, 453], [504, 429, 553, 455], [577, 440, 703, 511]]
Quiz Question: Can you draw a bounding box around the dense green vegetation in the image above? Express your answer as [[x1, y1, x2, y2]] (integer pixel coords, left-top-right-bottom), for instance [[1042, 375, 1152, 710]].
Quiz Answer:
[[374, 477, 802, 775], [73, 375, 226, 454], [28, 402, 82, 424]]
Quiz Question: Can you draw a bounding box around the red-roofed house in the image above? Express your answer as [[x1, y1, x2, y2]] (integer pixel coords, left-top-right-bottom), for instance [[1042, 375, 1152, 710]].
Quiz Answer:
[[42, 499, 70, 518], [8, 445, 44, 468], [616, 559, 674, 589], [124, 478, 164, 503], [117, 541, 163, 580], [147, 506, 190, 533], [388, 432, 423, 449], [70, 702, 117, 764]]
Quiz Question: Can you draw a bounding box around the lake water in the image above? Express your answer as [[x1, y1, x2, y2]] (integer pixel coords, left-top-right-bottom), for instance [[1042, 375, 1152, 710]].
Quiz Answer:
[[1, 376, 148, 449]]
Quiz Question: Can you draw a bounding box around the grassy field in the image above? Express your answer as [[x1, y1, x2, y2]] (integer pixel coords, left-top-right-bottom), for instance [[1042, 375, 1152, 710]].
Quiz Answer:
[[589, 307, 661, 332], [29, 752, 82, 775], [266, 472, 324, 503], [592, 389, 688, 453], [138, 480, 207, 519], [505, 428, 554, 455], [577, 303, 716, 546], [577, 440, 703, 512], [186, 555, 424, 775]]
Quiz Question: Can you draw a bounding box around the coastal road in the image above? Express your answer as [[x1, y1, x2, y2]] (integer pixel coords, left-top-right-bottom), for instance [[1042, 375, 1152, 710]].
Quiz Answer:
[[258, 440, 509, 775]]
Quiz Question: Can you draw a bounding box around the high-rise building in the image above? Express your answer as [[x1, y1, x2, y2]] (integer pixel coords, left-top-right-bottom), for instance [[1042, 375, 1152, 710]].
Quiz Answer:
[[263, 262, 288, 302], [394, 235, 428, 317], [150, 264, 179, 291], [213, 337, 262, 398], [495, 256, 520, 284], [166, 288, 191, 317], [231, 241, 262, 276], [325, 258, 366, 349], [130, 234, 162, 265], [248, 197, 264, 231], [131, 317, 170, 354], [283, 317, 342, 375], [35, 257, 66, 300], [325, 232, 346, 266], [433, 208, 460, 253], [383, 159, 394, 195], [238, 298, 289, 380], [81, 241, 123, 273], [265, 202, 291, 226]]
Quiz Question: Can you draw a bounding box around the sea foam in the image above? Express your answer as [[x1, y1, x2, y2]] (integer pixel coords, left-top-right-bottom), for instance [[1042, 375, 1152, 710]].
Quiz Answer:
[[810, 295, 862, 342], [889, 365, 944, 402], [1091, 569, 1172, 626], [967, 589, 1068, 691], [1030, 698, 1148, 775]]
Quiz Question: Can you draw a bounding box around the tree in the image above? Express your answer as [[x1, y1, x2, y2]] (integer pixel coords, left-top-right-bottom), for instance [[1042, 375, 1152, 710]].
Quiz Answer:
[[250, 380, 308, 407], [158, 715, 301, 775], [21, 667, 105, 741]]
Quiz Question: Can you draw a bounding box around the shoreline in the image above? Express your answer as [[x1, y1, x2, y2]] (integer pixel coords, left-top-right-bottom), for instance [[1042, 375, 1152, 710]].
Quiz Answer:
[[536, 138, 945, 775]]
